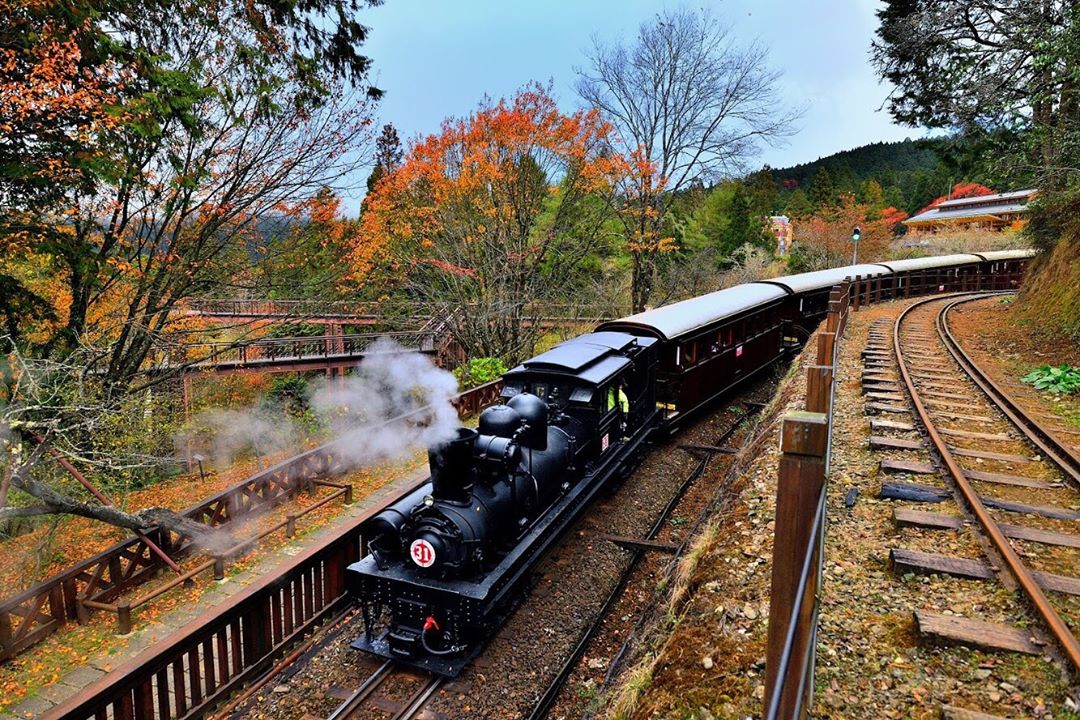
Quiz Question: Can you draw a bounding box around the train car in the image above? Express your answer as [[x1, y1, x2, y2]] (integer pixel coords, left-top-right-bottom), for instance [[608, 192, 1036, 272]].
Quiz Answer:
[[875, 254, 985, 297], [595, 284, 788, 425], [755, 264, 892, 340], [346, 331, 658, 675], [974, 249, 1037, 290]]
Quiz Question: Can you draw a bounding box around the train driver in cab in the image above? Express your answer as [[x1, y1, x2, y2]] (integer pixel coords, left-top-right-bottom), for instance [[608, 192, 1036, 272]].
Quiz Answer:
[[607, 380, 630, 439]]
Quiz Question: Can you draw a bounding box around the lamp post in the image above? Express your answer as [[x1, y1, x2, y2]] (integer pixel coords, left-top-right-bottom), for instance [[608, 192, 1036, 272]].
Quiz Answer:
[[851, 226, 861, 265]]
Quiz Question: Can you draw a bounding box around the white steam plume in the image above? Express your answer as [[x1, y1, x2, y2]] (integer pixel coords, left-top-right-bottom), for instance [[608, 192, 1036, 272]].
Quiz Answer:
[[310, 337, 460, 466], [181, 408, 302, 469]]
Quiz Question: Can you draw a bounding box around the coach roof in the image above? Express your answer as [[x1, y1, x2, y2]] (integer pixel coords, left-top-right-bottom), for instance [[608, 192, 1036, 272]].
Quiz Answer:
[[755, 264, 890, 295], [877, 254, 983, 272], [974, 249, 1037, 262], [596, 284, 787, 342]]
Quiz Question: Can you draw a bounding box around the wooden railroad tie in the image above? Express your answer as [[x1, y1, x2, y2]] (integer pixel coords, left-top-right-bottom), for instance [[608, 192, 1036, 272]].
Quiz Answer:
[[893, 509, 1080, 549], [939, 427, 1013, 442], [863, 383, 902, 395], [869, 436, 924, 452], [930, 410, 996, 423], [871, 419, 916, 433], [867, 391, 906, 403], [879, 482, 1080, 521], [920, 390, 975, 402], [866, 402, 910, 415], [599, 534, 678, 554], [891, 547, 1080, 596], [880, 458, 936, 475], [949, 446, 1037, 464], [914, 611, 1046, 656], [962, 468, 1057, 489]]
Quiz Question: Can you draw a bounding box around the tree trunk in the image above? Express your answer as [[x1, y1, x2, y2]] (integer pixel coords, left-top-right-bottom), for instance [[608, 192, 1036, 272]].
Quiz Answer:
[[0, 463, 10, 508]]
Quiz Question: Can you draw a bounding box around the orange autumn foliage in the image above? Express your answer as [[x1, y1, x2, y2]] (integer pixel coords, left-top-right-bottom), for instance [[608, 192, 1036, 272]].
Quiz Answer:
[[914, 182, 995, 216], [0, 4, 123, 190], [793, 193, 902, 268], [359, 85, 623, 280]]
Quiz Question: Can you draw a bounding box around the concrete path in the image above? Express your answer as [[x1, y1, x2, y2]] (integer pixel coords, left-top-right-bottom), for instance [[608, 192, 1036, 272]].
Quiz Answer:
[[4, 463, 427, 719]]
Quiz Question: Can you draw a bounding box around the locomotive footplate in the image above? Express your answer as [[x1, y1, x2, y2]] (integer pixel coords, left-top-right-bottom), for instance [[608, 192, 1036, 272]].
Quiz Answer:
[[347, 415, 656, 677]]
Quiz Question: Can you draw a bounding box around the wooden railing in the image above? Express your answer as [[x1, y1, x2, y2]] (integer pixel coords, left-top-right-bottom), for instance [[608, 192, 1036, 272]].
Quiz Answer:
[[0, 380, 502, 664], [763, 282, 849, 720], [153, 331, 437, 370], [43, 506, 369, 720], [187, 299, 390, 318]]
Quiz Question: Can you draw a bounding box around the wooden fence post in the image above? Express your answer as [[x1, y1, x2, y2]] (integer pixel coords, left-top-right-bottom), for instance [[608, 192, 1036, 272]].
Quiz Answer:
[[852, 276, 862, 312], [815, 334, 835, 366], [806, 366, 834, 415], [117, 601, 133, 635], [764, 412, 828, 720]]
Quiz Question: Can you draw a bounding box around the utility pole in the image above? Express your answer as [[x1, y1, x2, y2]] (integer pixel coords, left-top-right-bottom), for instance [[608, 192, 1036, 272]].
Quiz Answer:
[[851, 226, 861, 265]]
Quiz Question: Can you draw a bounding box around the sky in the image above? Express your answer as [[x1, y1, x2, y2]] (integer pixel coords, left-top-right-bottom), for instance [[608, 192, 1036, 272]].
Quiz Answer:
[[348, 0, 929, 209]]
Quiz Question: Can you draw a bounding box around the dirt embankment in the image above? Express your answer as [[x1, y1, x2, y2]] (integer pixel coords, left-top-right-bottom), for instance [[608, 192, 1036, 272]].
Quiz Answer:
[[599, 299, 1077, 720], [1016, 234, 1080, 346]]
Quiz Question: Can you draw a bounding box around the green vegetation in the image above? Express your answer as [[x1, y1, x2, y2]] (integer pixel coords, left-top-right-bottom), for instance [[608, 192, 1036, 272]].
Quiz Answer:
[[453, 357, 509, 390], [1022, 364, 1080, 395], [770, 138, 965, 214]]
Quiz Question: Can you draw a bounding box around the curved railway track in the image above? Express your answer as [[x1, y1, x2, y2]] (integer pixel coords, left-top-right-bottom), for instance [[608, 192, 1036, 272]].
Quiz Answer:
[[893, 292, 1080, 676]]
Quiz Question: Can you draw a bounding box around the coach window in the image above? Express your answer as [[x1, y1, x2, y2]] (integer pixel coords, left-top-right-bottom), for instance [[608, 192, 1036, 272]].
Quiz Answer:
[[683, 341, 698, 366]]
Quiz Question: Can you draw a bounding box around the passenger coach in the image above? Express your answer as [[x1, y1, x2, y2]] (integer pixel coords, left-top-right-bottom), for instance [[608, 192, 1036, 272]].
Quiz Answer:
[[596, 284, 788, 424]]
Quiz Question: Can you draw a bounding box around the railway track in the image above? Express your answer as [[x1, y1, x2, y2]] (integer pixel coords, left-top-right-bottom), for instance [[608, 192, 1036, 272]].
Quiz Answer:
[[326, 660, 442, 720], [527, 400, 767, 720], [884, 293, 1080, 675]]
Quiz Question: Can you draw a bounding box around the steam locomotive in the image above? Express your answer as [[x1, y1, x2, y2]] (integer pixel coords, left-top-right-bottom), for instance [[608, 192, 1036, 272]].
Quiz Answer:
[[345, 250, 1033, 676]]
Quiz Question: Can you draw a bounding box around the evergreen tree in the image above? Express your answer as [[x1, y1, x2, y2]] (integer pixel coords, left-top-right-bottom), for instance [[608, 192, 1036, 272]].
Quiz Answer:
[[785, 188, 812, 218], [807, 167, 837, 208], [746, 167, 780, 217], [366, 123, 404, 194], [862, 179, 885, 220]]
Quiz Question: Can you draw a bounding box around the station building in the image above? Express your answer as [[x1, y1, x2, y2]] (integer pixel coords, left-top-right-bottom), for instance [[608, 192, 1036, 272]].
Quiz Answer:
[[903, 188, 1038, 234]]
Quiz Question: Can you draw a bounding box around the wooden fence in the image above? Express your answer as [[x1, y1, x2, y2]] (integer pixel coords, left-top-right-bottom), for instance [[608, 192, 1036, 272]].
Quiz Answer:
[[0, 380, 502, 664]]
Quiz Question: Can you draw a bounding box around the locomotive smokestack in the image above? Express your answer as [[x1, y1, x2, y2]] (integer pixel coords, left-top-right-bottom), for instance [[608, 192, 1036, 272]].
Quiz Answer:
[[428, 427, 478, 503]]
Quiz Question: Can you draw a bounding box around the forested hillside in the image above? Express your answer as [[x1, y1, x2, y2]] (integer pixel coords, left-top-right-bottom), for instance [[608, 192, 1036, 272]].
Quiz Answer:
[[770, 138, 964, 214]]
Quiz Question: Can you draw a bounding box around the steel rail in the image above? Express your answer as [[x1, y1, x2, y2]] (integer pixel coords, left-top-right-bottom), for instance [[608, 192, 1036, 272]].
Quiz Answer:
[[325, 660, 394, 719], [939, 295, 1080, 485], [893, 294, 1080, 677], [390, 675, 442, 720]]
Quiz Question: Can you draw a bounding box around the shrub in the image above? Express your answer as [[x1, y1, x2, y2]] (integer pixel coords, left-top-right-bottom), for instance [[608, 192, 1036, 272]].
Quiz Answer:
[[1022, 364, 1080, 395], [454, 357, 508, 389]]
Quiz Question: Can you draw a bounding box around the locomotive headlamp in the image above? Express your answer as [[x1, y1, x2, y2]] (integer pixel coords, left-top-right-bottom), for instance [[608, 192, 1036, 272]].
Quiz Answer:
[[423, 494, 435, 507]]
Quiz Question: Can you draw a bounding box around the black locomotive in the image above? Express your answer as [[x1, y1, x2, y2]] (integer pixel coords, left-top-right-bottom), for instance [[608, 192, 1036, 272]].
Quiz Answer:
[[345, 250, 1033, 676]]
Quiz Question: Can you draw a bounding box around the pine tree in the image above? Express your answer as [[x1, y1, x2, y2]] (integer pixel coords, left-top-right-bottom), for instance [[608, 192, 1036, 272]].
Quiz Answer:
[[807, 167, 836, 209]]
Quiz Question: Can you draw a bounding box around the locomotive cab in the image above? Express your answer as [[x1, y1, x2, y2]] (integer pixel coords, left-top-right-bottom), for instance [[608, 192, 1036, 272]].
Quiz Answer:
[[500, 332, 658, 462]]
